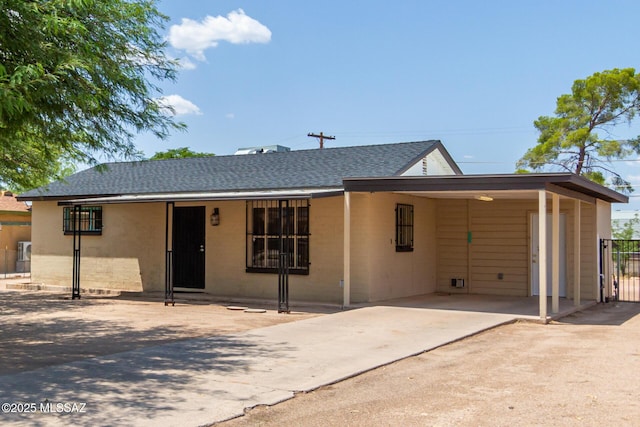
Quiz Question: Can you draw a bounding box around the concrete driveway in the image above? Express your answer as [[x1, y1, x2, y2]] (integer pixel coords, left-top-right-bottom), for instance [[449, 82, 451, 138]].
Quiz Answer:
[[0, 299, 520, 427]]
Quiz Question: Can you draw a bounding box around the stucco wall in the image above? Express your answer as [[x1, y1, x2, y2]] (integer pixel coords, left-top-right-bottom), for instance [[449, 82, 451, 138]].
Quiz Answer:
[[349, 193, 437, 302], [30, 192, 608, 303], [31, 198, 346, 303], [202, 197, 344, 303], [31, 201, 165, 291], [349, 193, 372, 302], [31, 193, 436, 304]]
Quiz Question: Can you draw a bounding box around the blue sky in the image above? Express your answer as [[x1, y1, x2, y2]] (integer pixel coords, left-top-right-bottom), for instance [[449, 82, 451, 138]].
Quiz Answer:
[[140, 1, 640, 208]]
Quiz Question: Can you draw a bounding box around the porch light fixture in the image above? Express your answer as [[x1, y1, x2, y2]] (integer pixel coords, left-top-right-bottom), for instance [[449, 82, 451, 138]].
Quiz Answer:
[[210, 208, 220, 226], [475, 194, 493, 202]]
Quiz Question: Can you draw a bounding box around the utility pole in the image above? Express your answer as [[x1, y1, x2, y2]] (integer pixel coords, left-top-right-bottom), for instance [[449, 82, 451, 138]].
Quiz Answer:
[[307, 132, 335, 149]]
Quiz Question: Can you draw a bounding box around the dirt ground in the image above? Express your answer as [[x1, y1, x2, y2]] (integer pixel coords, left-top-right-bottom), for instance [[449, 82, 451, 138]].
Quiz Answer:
[[221, 302, 640, 427], [0, 289, 327, 375], [2, 289, 639, 426]]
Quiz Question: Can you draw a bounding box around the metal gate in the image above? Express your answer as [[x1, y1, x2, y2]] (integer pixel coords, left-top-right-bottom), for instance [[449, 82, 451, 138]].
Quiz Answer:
[[600, 239, 640, 302]]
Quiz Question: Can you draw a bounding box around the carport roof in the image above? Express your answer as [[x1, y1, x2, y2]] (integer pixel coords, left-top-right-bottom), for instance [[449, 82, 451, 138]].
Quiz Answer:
[[343, 173, 629, 204]]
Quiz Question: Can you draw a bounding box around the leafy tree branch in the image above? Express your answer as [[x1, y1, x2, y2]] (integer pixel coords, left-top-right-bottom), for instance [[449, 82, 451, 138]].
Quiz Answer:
[[0, 0, 185, 191]]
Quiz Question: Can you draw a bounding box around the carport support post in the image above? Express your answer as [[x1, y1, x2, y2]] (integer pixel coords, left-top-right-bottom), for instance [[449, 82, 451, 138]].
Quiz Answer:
[[343, 191, 351, 307], [552, 193, 560, 314], [538, 190, 547, 320], [573, 200, 581, 306]]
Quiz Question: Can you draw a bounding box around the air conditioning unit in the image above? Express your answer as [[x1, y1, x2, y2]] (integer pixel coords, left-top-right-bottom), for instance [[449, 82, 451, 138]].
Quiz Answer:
[[18, 241, 32, 261]]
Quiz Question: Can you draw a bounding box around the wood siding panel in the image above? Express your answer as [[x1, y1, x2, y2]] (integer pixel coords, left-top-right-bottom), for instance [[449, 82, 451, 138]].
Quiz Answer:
[[436, 200, 469, 293], [579, 203, 597, 300], [436, 197, 599, 300], [468, 200, 532, 297]]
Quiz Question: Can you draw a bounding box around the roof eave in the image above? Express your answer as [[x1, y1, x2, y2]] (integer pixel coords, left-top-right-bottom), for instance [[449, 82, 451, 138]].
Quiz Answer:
[[343, 173, 628, 204], [17, 194, 121, 202], [56, 187, 345, 205]]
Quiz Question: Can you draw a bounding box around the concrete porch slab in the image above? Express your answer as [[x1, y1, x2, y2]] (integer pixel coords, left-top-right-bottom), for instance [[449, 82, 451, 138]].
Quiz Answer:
[[359, 293, 597, 322]]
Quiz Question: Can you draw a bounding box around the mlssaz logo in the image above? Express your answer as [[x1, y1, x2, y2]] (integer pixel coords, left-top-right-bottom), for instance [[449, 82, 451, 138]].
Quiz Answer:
[[40, 402, 87, 413]]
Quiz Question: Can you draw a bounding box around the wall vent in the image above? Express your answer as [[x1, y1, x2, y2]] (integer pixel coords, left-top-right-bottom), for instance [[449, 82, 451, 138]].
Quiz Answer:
[[451, 278, 465, 288]]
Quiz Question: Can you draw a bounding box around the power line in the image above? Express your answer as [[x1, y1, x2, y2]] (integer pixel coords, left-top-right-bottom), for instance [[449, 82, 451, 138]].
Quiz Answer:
[[332, 125, 534, 137]]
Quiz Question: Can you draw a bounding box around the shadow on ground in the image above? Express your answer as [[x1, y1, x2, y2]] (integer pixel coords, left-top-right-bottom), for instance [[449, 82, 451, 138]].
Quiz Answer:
[[555, 301, 640, 326], [0, 290, 319, 375], [1, 315, 226, 374], [0, 289, 304, 426], [0, 290, 116, 317], [113, 290, 342, 315], [0, 333, 295, 427]]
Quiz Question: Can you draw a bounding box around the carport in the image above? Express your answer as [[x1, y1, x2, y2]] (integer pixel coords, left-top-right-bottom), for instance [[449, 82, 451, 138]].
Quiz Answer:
[[342, 173, 628, 321]]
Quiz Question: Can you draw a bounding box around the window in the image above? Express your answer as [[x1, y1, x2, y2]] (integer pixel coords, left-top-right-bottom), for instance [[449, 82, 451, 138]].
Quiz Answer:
[[246, 200, 309, 274], [396, 204, 413, 252], [63, 206, 103, 235]]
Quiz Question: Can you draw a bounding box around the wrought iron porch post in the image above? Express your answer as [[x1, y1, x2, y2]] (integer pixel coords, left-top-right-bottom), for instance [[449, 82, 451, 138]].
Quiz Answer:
[[278, 199, 290, 313], [72, 204, 81, 299], [165, 201, 175, 306]]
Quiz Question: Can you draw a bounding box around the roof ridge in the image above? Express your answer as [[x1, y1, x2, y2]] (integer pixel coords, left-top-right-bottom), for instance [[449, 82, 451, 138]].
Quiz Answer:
[[81, 140, 441, 169], [289, 139, 439, 154]]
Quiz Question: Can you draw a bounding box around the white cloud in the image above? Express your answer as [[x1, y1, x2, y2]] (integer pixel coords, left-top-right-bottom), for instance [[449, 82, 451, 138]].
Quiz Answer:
[[168, 9, 272, 61], [177, 57, 197, 71], [156, 95, 202, 116]]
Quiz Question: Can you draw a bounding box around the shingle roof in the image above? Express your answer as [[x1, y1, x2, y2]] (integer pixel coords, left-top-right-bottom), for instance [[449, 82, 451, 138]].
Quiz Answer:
[[19, 140, 445, 200], [0, 191, 31, 212]]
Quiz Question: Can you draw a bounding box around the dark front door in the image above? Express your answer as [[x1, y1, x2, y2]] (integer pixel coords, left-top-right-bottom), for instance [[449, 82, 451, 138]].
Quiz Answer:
[[173, 206, 206, 289]]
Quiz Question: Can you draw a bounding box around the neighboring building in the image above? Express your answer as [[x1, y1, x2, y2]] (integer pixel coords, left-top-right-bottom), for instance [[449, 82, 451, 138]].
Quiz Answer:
[[19, 140, 627, 318], [0, 191, 32, 274]]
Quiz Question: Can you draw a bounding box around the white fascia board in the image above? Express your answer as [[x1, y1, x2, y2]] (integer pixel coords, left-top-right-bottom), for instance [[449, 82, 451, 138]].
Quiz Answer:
[[59, 188, 344, 205]]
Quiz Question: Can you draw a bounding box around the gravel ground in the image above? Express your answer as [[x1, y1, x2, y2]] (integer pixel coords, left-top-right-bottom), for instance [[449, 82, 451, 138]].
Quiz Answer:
[[220, 302, 640, 427]]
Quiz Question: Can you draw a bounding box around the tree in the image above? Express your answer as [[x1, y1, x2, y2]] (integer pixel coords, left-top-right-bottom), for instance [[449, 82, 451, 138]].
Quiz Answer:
[[613, 213, 640, 240], [517, 68, 640, 193], [149, 147, 215, 160], [0, 0, 184, 191]]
